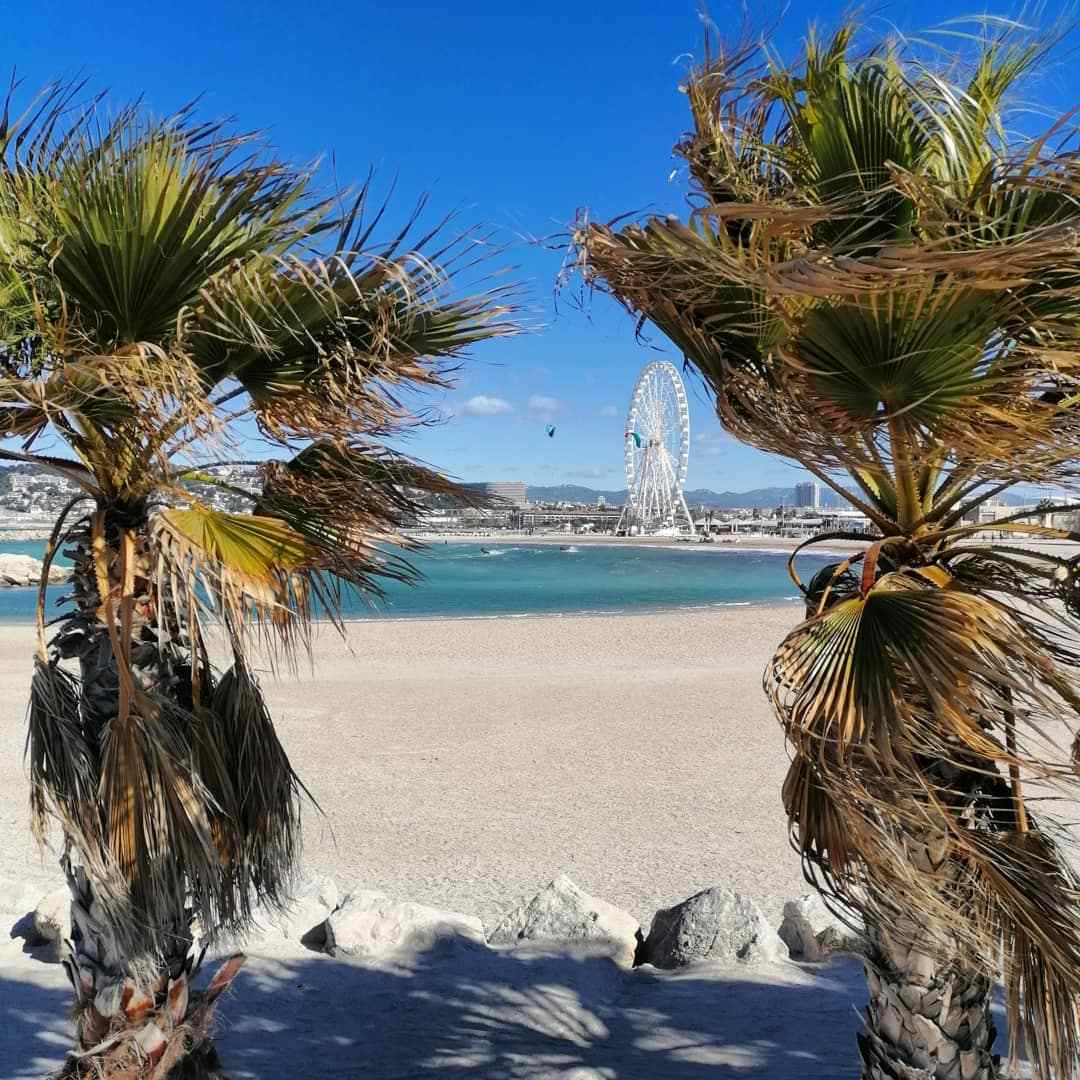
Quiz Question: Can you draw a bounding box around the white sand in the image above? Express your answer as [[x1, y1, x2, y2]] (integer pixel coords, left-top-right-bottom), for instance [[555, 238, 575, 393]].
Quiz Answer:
[[0, 608, 1023, 1078], [1, 608, 809, 926]]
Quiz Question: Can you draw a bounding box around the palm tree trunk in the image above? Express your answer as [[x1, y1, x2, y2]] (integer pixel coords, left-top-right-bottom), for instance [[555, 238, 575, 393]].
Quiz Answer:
[[800, 580, 999, 1080], [45, 517, 244, 1078], [57, 864, 235, 1079], [857, 841, 997, 1080]]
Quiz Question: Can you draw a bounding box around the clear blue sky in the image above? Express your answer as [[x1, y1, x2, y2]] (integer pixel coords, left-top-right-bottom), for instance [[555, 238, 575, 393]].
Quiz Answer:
[[12, 1, 1080, 491]]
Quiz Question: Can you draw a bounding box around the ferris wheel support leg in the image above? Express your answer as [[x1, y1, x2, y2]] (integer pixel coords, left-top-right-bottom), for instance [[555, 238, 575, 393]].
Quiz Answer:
[[678, 493, 695, 534]]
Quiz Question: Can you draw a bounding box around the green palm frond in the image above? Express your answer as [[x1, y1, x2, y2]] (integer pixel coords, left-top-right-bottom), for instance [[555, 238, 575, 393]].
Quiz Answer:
[[794, 285, 1000, 424], [153, 504, 311, 613], [765, 43, 928, 245], [575, 17, 1080, 1076], [0, 78, 517, 996], [24, 111, 320, 350], [194, 234, 515, 440]]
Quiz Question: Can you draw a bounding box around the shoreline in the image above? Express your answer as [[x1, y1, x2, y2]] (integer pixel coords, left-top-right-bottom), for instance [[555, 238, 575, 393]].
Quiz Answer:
[[410, 530, 868, 555], [0, 595, 807, 627], [413, 530, 1080, 559]]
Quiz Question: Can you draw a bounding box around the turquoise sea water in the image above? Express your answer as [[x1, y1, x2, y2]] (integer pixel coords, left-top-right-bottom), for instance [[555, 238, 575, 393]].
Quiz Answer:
[[0, 539, 829, 623]]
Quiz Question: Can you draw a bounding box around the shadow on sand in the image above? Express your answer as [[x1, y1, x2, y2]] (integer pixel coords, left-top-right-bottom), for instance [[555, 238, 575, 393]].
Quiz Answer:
[[0, 931, 873, 1080]]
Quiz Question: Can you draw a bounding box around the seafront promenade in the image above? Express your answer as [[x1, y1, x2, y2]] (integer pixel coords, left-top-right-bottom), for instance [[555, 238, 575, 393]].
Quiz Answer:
[[407, 529, 1080, 559]]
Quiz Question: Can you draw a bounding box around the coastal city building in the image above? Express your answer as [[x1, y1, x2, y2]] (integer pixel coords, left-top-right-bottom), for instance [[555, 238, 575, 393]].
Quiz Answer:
[[0, 462, 265, 525], [0, 462, 884, 542], [462, 481, 529, 508]]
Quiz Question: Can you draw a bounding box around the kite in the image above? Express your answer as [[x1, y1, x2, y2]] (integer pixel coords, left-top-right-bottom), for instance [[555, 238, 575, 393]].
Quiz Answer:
[[545, 424, 556, 438]]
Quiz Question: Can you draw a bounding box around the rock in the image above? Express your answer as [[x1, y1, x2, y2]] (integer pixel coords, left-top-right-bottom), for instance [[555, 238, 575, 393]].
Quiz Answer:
[[489, 875, 641, 968], [0, 553, 72, 587], [778, 903, 824, 961], [325, 889, 485, 961], [252, 873, 339, 948], [47, 562, 72, 584], [642, 887, 785, 968], [34, 885, 72, 956], [0, 553, 41, 586], [1, 875, 56, 946], [779, 894, 864, 960]]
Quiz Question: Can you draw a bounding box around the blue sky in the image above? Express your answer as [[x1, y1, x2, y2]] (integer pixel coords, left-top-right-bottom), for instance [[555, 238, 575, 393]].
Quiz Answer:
[[12, 1, 1080, 491]]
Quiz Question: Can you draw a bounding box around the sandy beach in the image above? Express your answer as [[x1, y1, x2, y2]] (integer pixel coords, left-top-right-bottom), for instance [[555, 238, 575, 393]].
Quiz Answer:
[[0, 605, 1052, 1078], [0, 606, 889, 1080], [0, 606, 807, 928]]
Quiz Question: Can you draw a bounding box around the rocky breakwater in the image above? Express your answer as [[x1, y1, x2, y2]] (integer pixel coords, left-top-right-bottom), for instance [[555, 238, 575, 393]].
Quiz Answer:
[[0, 553, 71, 587]]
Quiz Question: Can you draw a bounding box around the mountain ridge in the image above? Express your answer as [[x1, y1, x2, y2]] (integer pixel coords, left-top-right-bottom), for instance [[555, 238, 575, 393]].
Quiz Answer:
[[525, 483, 1038, 509]]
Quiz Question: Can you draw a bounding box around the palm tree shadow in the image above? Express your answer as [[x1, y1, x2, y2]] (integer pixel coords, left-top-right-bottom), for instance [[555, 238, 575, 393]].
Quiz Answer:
[[0, 940, 1029, 1079], [218, 942, 869, 1079], [0, 967, 73, 1079]]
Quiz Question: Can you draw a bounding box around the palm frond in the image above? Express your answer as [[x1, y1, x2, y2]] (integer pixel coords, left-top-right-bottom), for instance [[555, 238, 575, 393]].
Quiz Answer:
[[194, 234, 516, 440], [152, 504, 313, 635], [770, 565, 1080, 1077], [256, 440, 475, 587], [208, 660, 308, 904], [26, 657, 98, 850], [22, 108, 320, 350]]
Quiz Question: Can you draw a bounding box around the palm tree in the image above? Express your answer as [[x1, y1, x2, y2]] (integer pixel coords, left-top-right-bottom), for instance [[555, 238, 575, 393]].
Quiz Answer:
[[574, 18, 1080, 1080], [0, 87, 515, 1077]]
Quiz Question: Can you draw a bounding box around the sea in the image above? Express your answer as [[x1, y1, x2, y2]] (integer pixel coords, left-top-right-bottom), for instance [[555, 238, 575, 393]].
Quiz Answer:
[[0, 539, 832, 623]]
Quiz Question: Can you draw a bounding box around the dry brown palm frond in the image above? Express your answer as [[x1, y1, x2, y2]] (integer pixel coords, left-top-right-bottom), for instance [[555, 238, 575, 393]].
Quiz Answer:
[[255, 440, 481, 589], [771, 568, 1080, 792], [26, 657, 98, 850], [208, 660, 309, 905], [771, 562, 1080, 1077], [150, 504, 318, 665], [95, 689, 235, 954]]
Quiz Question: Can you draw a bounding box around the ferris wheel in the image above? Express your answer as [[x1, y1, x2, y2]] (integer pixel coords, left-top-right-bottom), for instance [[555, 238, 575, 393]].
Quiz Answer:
[[617, 361, 694, 535]]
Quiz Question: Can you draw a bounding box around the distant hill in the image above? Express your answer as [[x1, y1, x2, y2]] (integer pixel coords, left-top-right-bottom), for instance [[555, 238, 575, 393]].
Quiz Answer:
[[0, 463, 1046, 511], [525, 485, 628, 505], [525, 484, 848, 508], [526, 483, 1044, 509]]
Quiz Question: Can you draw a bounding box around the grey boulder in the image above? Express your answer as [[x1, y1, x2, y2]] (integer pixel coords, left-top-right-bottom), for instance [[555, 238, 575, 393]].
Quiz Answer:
[[0, 553, 71, 587], [779, 894, 864, 960], [252, 873, 340, 948], [642, 887, 785, 968], [34, 885, 72, 958], [489, 874, 641, 968], [325, 889, 485, 961]]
